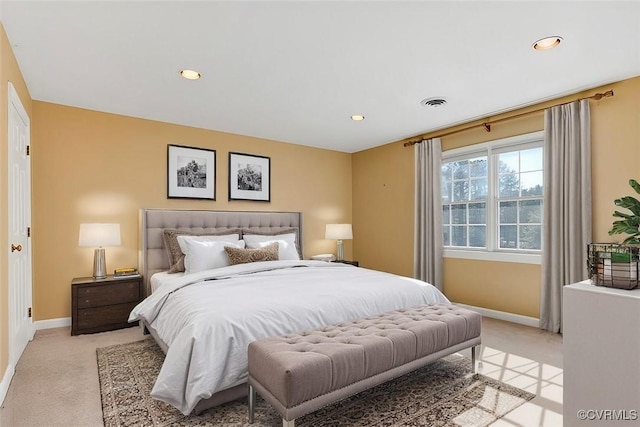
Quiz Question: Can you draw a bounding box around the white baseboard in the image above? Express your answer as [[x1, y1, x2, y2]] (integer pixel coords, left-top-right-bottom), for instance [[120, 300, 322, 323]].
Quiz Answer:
[[453, 303, 540, 328], [34, 317, 71, 330], [0, 363, 15, 406]]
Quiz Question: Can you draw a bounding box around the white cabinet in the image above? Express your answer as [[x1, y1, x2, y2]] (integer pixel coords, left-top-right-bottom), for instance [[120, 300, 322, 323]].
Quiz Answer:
[[563, 281, 640, 426]]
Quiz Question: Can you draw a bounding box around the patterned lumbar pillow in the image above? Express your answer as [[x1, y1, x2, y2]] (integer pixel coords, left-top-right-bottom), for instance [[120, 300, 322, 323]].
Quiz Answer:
[[224, 242, 279, 265]]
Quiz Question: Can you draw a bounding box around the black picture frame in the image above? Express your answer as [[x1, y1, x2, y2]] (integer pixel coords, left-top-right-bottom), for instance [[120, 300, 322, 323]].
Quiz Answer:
[[167, 144, 216, 200], [228, 152, 271, 202]]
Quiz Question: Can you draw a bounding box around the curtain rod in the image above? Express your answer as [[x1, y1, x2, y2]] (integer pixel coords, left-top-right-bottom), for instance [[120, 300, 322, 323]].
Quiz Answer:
[[403, 90, 614, 147]]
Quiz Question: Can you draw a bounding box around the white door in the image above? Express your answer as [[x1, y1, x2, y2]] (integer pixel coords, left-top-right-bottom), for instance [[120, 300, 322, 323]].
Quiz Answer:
[[8, 82, 33, 367]]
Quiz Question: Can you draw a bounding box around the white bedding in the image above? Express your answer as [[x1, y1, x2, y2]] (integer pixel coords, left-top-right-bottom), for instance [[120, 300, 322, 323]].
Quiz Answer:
[[149, 271, 183, 293], [129, 260, 449, 415]]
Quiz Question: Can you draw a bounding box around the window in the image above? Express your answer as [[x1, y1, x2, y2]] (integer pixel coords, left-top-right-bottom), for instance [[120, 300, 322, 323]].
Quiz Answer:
[[441, 132, 543, 262], [496, 147, 543, 250], [441, 156, 488, 248]]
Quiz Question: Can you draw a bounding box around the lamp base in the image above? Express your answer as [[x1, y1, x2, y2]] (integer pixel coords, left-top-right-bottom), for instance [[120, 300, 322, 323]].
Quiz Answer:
[[93, 248, 107, 279], [336, 240, 344, 261]]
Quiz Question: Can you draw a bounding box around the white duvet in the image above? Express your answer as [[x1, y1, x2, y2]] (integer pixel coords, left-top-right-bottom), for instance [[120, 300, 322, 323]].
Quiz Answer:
[[129, 260, 449, 415]]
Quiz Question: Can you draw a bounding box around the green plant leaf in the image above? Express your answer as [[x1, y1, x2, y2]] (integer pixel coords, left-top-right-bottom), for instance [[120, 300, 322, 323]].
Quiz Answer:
[[622, 235, 640, 245], [609, 221, 636, 235], [609, 179, 640, 239], [613, 210, 634, 219], [614, 196, 640, 216]]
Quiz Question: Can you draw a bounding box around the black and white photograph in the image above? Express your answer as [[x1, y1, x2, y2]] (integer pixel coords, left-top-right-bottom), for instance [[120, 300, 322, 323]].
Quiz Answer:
[[167, 144, 216, 200], [228, 152, 270, 202]]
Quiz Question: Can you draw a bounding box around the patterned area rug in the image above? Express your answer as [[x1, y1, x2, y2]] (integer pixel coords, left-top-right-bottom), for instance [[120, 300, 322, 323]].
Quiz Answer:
[[97, 338, 534, 427]]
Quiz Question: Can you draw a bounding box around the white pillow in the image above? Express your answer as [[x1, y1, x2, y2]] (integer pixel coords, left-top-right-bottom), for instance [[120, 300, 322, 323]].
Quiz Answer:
[[177, 236, 245, 274], [243, 233, 300, 261], [179, 234, 241, 243]]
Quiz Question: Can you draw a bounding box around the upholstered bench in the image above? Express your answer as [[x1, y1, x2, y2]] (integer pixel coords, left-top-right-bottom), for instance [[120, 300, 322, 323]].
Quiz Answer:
[[247, 303, 482, 427]]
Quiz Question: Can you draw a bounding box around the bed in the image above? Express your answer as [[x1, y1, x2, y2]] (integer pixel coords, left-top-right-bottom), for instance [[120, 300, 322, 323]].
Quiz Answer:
[[130, 209, 450, 416]]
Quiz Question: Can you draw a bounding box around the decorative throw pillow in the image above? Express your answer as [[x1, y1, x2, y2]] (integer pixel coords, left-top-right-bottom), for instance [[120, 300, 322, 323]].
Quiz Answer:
[[162, 229, 241, 273], [224, 242, 279, 266]]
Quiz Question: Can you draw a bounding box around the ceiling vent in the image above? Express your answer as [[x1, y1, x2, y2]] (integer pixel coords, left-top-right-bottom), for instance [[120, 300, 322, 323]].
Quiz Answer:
[[421, 97, 447, 108]]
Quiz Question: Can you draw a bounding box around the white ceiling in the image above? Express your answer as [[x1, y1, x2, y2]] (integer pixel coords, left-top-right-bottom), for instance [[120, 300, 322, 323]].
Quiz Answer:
[[2, 1, 639, 153]]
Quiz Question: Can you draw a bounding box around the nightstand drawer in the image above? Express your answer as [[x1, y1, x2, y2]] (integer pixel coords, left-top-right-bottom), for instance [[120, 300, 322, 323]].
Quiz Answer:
[[77, 281, 140, 308], [77, 302, 138, 330]]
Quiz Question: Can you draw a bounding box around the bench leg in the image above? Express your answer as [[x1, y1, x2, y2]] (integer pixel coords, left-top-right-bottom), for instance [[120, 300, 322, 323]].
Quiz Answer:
[[248, 384, 256, 424], [471, 346, 476, 373], [283, 419, 295, 427]]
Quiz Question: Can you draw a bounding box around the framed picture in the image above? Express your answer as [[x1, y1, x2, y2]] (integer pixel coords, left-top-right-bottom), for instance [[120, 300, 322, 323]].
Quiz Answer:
[[167, 144, 216, 200], [228, 152, 271, 202]]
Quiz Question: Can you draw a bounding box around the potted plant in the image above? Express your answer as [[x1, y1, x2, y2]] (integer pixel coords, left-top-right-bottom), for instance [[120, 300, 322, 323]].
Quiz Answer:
[[596, 179, 640, 289], [609, 178, 640, 244]]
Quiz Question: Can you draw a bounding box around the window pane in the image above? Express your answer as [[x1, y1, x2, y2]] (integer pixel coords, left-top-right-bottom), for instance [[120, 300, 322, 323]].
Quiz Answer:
[[499, 225, 517, 249], [469, 226, 486, 248], [469, 203, 486, 224], [442, 181, 452, 204], [520, 171, 543, 196], [452, 181, 469, 202], [519, 199, 542, 223], [499, 172, 519, 197], [499, 201, 517, 223], [470, 178, 487, 200], [499, 152, 519, 173], [441, 163, 452, 181], [519, 225, 541, 250], [453, 161, 469, 179], [451, 226, 467, 247], [443, 226, 450, 246], [469, 157, 487, 177], [520, 147, 542, 172], [451, 204, 467, 224], [442, 205, 450, 225]]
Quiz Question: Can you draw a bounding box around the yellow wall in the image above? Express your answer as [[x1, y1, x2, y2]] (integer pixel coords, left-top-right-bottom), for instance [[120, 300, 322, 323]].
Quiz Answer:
[[352, 141, 415, 276], [31, 102, 353, 321], [0, 23, 33, 383], [353, 76, 640, 318]]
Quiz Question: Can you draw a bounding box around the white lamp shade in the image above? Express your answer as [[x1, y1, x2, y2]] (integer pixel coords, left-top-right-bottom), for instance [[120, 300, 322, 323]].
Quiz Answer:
[[325, 224, 353, 240], [78, 223, 121, 247]]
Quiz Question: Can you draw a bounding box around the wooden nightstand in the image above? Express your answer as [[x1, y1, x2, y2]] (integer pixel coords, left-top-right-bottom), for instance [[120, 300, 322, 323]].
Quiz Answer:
[[333, 260, 359, 267], [71, 274, 143, 336]]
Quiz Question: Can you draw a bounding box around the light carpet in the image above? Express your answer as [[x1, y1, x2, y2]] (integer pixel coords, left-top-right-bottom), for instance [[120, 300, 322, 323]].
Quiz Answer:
[[97, 338, 534, 427]]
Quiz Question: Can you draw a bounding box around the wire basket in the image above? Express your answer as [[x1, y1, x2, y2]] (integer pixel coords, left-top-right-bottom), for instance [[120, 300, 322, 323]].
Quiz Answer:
[[587, 243, 640, 290]]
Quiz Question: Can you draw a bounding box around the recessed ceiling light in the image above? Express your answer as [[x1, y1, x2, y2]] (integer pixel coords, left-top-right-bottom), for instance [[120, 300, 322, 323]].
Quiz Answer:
[[180, 69, 201, 80], [533, 36, 563, 51], [351, 115, 365, 121]]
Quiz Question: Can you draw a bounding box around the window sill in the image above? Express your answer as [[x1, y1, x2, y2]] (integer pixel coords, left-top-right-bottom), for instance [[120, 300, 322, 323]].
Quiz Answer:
[[444, 248, 541, 264]]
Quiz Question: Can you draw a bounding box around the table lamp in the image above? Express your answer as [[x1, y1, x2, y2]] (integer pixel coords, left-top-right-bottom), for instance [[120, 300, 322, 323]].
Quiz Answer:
[[79, 223, 121, 279], [325, 224, 353, 261]]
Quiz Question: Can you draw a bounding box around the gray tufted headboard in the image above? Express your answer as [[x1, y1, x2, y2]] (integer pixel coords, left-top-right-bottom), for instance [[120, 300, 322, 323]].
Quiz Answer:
[[139, 209, 303, 295]]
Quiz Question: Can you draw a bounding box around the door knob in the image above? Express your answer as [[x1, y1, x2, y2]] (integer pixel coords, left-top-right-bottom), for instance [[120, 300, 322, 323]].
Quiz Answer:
[[11, 244, 22, 252]]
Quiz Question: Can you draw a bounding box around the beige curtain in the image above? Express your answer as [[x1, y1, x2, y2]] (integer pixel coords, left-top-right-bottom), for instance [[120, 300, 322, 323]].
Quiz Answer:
[[540, 99, 592, 333], [414, 138, 443, 290]]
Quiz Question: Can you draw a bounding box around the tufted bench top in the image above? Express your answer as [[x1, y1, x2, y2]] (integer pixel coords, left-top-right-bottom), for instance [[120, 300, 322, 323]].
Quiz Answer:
[[248, 303, 481, 415]]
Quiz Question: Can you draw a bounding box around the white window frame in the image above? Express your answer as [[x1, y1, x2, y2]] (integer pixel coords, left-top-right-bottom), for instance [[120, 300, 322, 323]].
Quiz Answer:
[[442, 131, 543, 264]]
